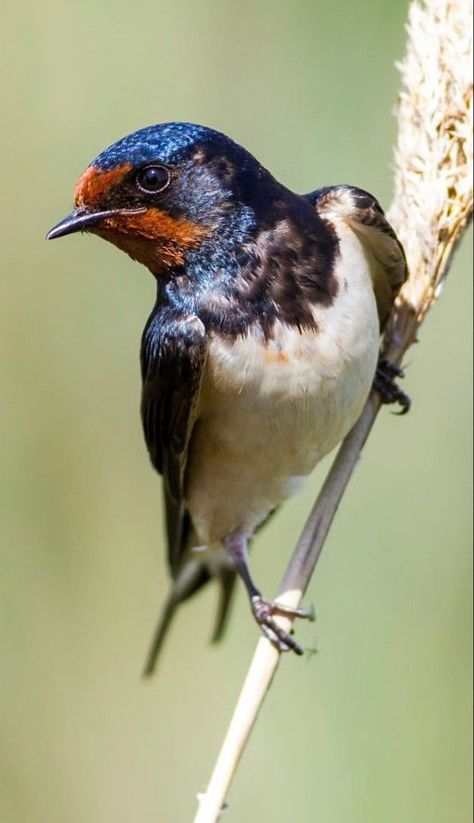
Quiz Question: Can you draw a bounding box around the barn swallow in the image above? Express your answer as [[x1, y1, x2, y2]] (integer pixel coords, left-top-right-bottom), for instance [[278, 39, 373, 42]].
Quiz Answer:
[[47, 122, 409, 674]]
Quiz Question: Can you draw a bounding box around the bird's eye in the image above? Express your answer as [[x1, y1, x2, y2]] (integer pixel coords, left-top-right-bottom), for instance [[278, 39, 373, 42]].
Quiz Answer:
[[136, 165, 170, 194]]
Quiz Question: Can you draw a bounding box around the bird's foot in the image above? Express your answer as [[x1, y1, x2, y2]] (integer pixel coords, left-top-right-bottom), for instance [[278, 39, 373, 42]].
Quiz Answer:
[[373, 359, 411, 414], [250, 595, 314, 655]]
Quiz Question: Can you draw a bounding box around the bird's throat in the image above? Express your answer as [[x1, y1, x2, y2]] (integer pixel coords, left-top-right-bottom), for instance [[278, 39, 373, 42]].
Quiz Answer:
[[96, 208, 210, 275]]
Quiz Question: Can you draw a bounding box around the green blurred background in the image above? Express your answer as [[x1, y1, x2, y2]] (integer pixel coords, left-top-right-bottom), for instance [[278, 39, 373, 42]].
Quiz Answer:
[[1, 1, 472, 821]]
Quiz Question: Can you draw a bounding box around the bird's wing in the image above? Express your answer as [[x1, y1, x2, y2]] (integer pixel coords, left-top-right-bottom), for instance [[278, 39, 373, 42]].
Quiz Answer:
[[140, 309, 208, 576], [306, 185, 407, 328]]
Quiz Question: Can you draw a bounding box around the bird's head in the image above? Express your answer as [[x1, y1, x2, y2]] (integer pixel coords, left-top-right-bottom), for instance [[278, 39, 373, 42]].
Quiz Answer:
[[47, 122, 274, 276]]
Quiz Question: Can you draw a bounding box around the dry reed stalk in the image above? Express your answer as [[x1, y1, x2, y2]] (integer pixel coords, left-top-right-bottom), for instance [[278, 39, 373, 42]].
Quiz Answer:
[[194, 1, 473, 820]]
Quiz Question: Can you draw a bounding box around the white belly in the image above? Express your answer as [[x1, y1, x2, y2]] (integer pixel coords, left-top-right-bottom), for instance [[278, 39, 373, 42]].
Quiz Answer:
[[185, 228, 379, 544]]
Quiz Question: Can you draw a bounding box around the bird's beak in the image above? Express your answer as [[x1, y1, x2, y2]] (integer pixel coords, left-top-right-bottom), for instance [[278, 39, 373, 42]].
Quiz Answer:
[[46, 207, 118, 240]]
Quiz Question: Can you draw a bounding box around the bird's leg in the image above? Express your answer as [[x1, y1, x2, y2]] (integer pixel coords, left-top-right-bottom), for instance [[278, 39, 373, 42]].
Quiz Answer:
[[373, 357, 411, 414], [223, 531, 312, 655]]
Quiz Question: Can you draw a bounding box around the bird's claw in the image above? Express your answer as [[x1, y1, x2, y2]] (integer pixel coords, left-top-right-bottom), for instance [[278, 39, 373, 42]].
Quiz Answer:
[[373, 358, 411, 414], [250, 595, 312, 655]]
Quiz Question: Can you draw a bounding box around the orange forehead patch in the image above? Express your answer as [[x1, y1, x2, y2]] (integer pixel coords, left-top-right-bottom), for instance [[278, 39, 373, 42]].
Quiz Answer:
[[74, 163, 132, 207]]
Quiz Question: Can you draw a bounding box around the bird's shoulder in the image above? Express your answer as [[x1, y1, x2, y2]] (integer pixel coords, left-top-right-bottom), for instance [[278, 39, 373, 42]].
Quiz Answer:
[[305, 185, 407, 328]]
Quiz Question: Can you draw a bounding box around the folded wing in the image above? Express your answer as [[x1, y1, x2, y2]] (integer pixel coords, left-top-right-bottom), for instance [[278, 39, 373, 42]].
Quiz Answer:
[[306, 185, 408, 327]]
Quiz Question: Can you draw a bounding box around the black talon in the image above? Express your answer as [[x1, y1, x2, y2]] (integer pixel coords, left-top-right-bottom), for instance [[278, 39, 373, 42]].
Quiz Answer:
[[223, 531, 309, 656], [251, 595, 305, 655], [374, 357, 411, 414]]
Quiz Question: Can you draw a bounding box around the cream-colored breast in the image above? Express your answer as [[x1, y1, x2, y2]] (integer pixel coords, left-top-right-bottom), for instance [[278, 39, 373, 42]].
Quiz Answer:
[[185, 225, 380, 545]]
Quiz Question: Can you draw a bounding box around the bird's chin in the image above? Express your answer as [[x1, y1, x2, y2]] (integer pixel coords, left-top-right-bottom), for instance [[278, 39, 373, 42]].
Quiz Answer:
[[94, 227, 169, 276], [96, 207, 210, 274]]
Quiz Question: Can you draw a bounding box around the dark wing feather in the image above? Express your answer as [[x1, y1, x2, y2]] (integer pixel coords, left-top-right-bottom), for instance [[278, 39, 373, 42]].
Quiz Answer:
[[306, 185, 408, 328], [140, 308, 208, 576]]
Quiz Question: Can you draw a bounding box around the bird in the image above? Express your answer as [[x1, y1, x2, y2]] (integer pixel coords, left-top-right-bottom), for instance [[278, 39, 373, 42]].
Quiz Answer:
[[47, 122, 409, 675]]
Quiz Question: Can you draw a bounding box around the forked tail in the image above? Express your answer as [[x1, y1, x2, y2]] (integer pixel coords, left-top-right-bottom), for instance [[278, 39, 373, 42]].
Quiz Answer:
[[142, 561, 237, 677]]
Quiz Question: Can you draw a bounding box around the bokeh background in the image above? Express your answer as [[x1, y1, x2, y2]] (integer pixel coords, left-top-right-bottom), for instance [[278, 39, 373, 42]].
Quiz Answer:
[[1, 1, 472, 821]]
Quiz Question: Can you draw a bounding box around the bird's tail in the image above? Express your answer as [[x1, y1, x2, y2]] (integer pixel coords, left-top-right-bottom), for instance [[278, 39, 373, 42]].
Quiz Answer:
[[142, 561, 237, 677], [142, 588, 181, 678], [211, 569, 237, 644]]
